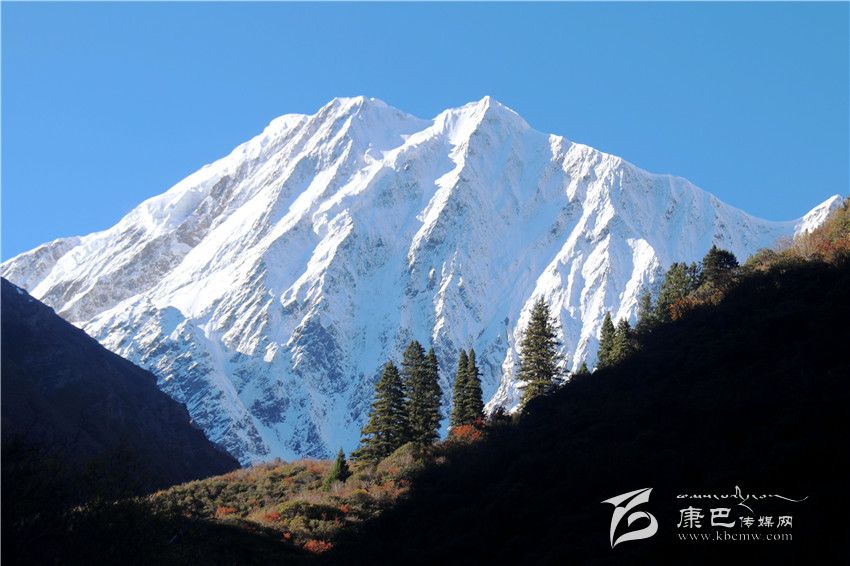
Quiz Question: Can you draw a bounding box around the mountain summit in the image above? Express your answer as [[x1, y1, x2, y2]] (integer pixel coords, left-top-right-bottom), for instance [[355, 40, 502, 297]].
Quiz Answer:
[[2, 97, 840, 462]]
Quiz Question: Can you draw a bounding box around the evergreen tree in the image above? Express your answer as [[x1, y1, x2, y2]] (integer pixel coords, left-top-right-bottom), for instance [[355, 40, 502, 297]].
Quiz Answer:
[[611, 319, 635, 364], [353, 361, 407, 463], [400, 341, 426, 445], [573, 361, 590, 377], [655, 262, 700, 323], [518, 298, 562, 406], [597, 311, 617, 369], [700, 245, 739, 288], [401, 341, 442, 448], [450, 349, 469, 428], [423, 347, 443, 444], [462, 349, 484, 423], [635, 290, 656, 335], [323, 448, 351, 490]]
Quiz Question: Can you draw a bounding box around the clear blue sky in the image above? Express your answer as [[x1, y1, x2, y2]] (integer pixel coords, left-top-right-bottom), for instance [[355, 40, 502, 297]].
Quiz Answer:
[[2, 2, 848, 260]]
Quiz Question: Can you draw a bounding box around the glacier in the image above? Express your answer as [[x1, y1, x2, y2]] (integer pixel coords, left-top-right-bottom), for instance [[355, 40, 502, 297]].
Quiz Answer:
[[2, 96, 841, 463]]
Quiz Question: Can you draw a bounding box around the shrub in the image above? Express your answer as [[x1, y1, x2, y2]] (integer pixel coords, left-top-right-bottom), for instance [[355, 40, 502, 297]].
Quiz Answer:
[[448, 423, 485, 444], [303, 539, 333, 554], [214, 506, 237, 518]]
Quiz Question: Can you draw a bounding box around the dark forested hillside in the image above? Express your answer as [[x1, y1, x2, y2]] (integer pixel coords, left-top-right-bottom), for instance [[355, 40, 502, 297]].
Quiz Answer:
[[2, 277, 239, 562], [327, 256, 850, 564]]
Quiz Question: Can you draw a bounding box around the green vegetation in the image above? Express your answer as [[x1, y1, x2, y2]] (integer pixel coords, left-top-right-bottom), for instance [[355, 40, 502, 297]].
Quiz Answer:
[[450, 349, 470, 428], [322, 449, 351, 491], [149, 455, 417, 553], [517, 297, 562, 406], [327, 198, 850, 565], [352, 361, 407, 463], [596, 311, 616, 368], [450, 348, 484, 428], [400, 342, 442, 449], [573, 360, 590, 376], [356, 340, 443, 463]]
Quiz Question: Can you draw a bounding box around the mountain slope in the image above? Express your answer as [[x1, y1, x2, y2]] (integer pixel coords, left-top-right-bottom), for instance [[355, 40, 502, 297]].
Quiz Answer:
[[1, 277, 239, 504], [328, 254, 850, 565], [1, 96, 841, 462]]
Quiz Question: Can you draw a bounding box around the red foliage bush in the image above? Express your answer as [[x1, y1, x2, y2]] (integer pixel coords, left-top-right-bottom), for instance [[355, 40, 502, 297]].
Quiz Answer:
[[264, 511, 282, 522], [449, 423, 484, 443], [303, 539, 333, 554], [215, 506, 237, 518]]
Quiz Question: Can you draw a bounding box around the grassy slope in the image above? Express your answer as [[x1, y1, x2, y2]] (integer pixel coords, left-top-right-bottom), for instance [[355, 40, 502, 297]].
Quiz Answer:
[[6, 447, 422, 564]]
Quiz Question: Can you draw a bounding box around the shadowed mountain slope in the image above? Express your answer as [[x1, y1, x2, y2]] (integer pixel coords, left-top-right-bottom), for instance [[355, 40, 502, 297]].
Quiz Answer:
[[1, 277, 239, 510], [326, 255, 850, 564]]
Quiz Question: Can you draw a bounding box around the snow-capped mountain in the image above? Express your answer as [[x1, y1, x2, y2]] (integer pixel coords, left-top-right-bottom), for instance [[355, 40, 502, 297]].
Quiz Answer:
[[2, 96, 840, 463]]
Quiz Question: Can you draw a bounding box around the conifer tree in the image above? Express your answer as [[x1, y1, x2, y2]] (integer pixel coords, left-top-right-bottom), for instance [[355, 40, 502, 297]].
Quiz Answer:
[[423, 347, 443, 443], [574, 361, 590, 376], [518, 298, 561, 407], [450, 349, 469, 428], [611, 319, 635, 364], [700, 245, 738, 288], [635, 291, 656, 335], [597, 311, 617, 369], [354, 361, 407, 462], [655, 262, 700, 323], [462, 348, 484, 423], [323, 448, 351, 490], [400, 341, 426, 445], [401, 341, 442, 448]]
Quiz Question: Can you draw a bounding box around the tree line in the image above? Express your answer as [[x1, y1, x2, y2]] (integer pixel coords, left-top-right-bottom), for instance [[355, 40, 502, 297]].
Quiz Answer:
[[355, 245, 742, 461], [599, 245, 740, 368], [354, 340, 489, 463]]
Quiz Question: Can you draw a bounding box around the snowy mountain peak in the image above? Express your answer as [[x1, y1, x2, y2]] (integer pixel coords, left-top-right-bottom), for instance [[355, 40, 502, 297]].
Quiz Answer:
[[2, 96, 840, 463], [795, 194, 844, 235]]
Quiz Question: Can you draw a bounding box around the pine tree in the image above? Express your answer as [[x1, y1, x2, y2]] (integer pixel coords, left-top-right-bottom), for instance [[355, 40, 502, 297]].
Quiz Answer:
[[400, 341, 426, 445], [597, 311, 617, 369], [323, 448, 351, 490], [655, 262, 700, 323], [574, 361, 590, 376], [401, 341, 442, 448], [518, 298, 561, 407], [700, 245, 738, 288], [423, 347, 443, 444], [611, 319, 635, 364], [462, 348, 484, 423], [635, 290, 656, 335], [450, 349, 469, 428], [353, 361, 408, 463]]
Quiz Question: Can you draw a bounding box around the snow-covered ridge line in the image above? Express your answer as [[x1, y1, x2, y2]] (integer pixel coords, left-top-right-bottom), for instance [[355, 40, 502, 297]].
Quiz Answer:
[[2, 96, 841, 463]]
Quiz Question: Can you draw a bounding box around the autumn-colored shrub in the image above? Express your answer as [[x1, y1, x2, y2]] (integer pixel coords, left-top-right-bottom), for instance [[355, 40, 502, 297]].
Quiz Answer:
[[448, 423, 484, 443], [147, 448, 420, 553], [303, 460, 326, 476], [669, 295, 702, 321], [214, 506, 237, 518], [303, 539, 333, 554]]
